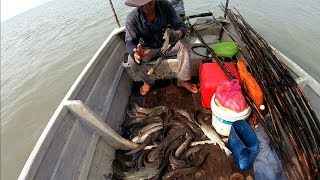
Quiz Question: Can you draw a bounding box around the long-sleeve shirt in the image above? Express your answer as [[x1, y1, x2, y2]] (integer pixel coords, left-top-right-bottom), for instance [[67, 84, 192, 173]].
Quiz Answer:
[[125, 0, 186, 59], [170, 0, 185, 16]]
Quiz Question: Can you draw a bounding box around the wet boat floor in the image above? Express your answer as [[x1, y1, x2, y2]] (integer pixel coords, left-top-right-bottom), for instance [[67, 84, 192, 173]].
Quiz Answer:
[[128, 79, 253, 179]]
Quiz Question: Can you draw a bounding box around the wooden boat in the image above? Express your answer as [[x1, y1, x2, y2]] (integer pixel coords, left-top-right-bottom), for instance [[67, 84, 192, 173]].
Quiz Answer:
[[18, 7, 320, 180]]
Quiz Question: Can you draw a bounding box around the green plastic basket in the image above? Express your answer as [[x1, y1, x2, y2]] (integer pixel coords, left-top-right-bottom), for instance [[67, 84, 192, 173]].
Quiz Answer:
[[213, 42, 238, 58]]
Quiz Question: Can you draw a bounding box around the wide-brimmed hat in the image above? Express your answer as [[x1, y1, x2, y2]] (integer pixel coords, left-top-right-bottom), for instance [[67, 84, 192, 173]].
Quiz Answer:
[[125, 0, 153, 7]]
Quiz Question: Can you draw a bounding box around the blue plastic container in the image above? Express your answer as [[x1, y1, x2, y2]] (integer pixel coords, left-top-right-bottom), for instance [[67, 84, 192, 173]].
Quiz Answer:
[[228, 120, 259, 171]]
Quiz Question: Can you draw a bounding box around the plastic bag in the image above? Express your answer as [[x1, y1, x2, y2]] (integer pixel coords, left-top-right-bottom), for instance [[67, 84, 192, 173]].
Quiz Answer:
[[237, 58, 263, 107], [215, 79, 246, 112], [253, 124, 285, 180]]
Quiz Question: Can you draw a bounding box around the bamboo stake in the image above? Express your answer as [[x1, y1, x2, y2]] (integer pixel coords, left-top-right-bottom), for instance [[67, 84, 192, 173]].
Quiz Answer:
[[228, 9, 320, 178], [225, 8, 320, 179], [108, 0, 121, 28], [218, 0, 230, 40]]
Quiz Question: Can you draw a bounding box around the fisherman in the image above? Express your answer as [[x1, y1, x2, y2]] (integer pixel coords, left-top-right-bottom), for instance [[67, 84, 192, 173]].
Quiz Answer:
[[125, 0, 198, 95]]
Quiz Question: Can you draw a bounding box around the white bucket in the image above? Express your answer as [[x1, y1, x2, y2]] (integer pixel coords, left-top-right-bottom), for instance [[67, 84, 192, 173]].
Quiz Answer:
[[210, 94, 251, 136]]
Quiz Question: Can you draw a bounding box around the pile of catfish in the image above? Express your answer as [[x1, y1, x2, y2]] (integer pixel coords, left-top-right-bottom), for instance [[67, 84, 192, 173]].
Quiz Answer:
[[112, 102, 232, 180]]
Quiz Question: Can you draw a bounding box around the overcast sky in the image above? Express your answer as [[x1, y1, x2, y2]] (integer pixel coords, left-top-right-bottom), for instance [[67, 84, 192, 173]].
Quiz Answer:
[[1, 0, 52, 21]]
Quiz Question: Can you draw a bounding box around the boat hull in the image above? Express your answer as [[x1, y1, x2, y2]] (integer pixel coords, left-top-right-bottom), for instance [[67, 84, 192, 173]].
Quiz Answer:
[[19, 15, 320, 180]]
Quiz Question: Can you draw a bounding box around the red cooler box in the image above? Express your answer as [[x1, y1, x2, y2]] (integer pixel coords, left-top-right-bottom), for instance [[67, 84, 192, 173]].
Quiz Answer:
[[200, 62, 241, 108]]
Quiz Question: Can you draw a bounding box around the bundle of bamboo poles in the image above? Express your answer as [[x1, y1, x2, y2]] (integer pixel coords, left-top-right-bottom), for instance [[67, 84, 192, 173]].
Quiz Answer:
[[222, 7, 320, 179]]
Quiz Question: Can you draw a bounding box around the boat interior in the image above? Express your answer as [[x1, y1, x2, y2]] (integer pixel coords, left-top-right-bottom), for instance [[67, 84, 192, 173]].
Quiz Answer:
[[19, 14, 320, 180]]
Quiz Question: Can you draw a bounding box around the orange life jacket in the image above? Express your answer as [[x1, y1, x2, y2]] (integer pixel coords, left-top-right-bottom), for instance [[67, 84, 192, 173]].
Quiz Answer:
[[237, 58, 264, 108]]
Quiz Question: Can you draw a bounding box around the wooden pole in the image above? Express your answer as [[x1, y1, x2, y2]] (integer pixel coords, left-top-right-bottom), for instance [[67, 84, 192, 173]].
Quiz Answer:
[[223, 0, 229, 18], [108, 0, 121, 28], [227, 10, 320, 178], [218, 0, 229, 40]]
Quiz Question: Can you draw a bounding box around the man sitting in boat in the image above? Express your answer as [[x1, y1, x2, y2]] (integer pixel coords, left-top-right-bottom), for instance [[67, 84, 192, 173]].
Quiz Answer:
[[125, 0, 198, 95]]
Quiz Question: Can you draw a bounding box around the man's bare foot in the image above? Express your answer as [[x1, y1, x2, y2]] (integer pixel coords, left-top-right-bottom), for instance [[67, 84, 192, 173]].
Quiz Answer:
[[140, 83, 152, 96], [177, 82, 198, 93]]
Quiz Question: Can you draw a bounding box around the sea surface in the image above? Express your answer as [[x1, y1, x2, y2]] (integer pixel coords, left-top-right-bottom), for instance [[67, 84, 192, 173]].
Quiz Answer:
[[1, 0, 319, 179]]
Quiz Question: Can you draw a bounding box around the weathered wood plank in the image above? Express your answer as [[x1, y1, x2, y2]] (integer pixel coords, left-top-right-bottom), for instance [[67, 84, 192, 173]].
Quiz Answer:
[[19, 106, 69, 180], [76, 36, 123, 102], [104, 70, 132, 132], [87, 138, 115, 180], [65, 27, 125, 101], [50, 120, 91, 180], [65, 100, 138, 150], [33, 113, 75, 180], [100, 65, 126, 123], [86, 40, 126, 115], [78, 134, 99, 180]]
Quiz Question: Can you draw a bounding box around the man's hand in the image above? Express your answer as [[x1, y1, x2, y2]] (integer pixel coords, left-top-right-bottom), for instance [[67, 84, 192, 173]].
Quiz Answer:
[[165, 29, 182, 46], [133, 44, 150, 64]]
